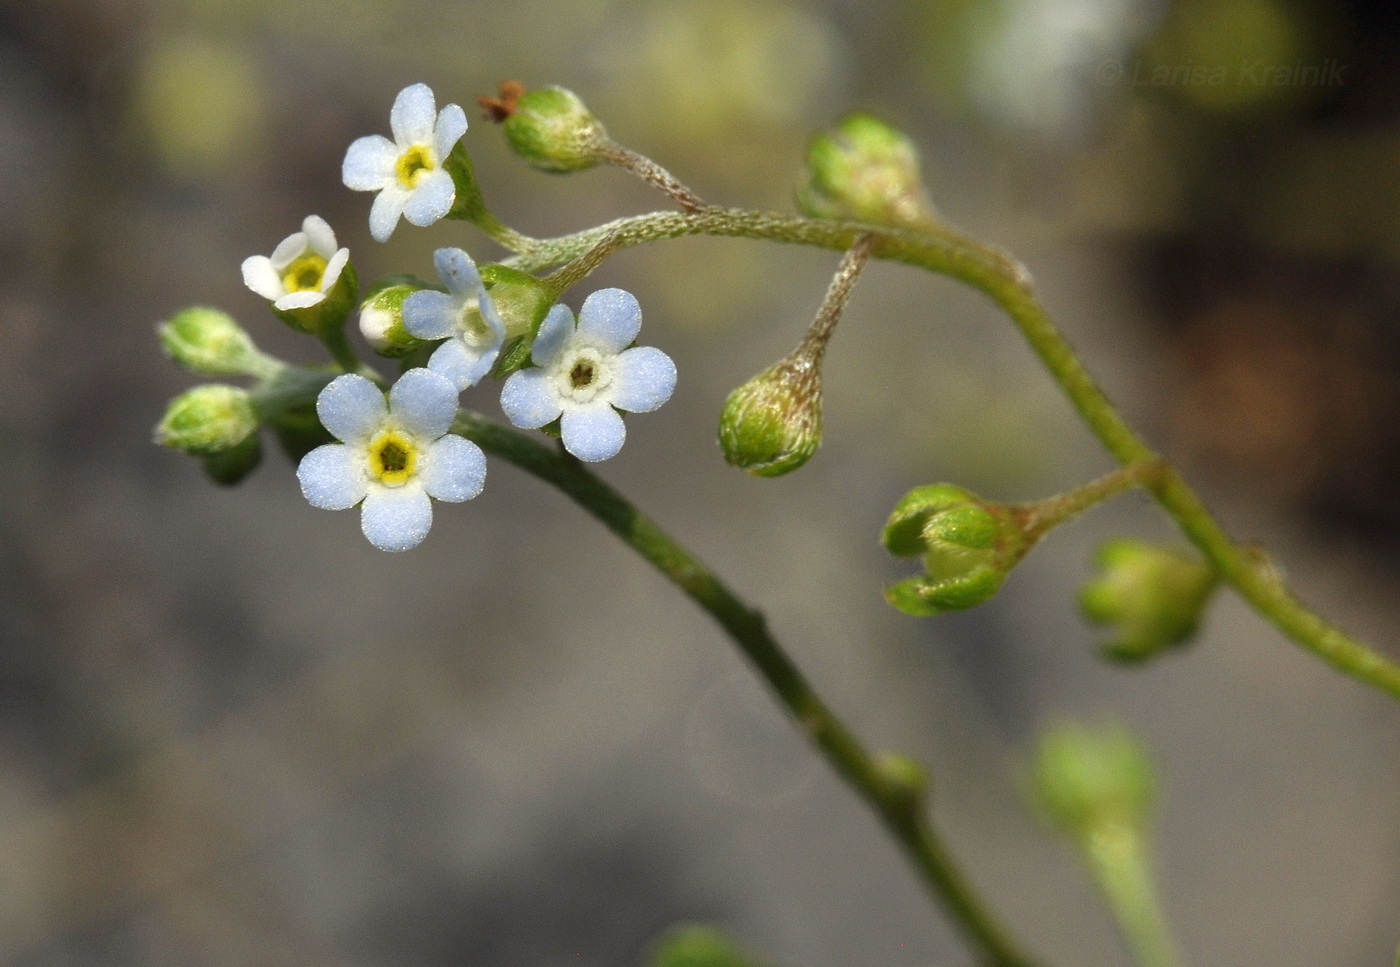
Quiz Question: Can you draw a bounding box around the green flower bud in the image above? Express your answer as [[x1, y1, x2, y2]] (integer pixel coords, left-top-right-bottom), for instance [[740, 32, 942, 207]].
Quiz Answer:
[[155, 384, 258, 456], [358, 277, 430, 359], [480, 264, 555, 378], [159, 306, 271, 376], [797, 113, 937, 227], [1080, 539, 1218, 663], [881, 484, 1028, 616], [502, 86, 608, 173], [718, 354, 822, 477], [1031, 722, 1155, 839], [649, 926, 759, 967], [201, 430, 261, 485]]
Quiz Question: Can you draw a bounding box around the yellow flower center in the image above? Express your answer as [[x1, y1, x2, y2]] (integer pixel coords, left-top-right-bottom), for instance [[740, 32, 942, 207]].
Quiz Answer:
[[368, 430, 419, 486], [281, 253, 328, 293], [395, 144, 435, 188]]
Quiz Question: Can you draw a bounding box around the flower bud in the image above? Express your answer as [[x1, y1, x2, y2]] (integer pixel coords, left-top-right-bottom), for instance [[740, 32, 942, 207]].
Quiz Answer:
[[1080, 539, 1218, 663], [480, 264, 554, 378], [1031, 721, 1155, 839], [718, 354, 822, 477], [650, 926, 758, 967], [881, 484, 1028, 616], [501, 86, 607, 173], [159, 306, 270, 376], [155, 384, 258, 456], [201, 430, 262, 485], [797, 113, 936, 227], [358, 277, 430, 358]]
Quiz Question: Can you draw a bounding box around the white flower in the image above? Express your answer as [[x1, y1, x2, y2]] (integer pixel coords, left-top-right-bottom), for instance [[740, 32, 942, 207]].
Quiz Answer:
[[297, 370, 485, 552], [342, 83, 468, 242], [500, 288, 677, 462], [402, 247, 506, 390], [240, 215, 350, 311]]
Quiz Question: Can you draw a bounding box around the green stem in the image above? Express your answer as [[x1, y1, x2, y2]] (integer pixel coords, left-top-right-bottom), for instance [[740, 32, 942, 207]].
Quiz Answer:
[[1082, 826, 1183, 967], [501, 207, 1400, 701], [451, 411, 1043, 967], [1014, 460, 1166, 546]]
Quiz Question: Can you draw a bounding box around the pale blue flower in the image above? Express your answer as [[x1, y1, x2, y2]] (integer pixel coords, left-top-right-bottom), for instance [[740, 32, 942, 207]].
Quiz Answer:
[[402, 248, 506, 390], [342, 83, 468, 242], [297, 370, 485, 551], [500, 289, 676, 462]]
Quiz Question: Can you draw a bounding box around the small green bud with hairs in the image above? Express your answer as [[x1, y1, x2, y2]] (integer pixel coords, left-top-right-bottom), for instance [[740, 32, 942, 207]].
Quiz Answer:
[[498, 85, 608, 174], [1080, 538, 1218, 663], [155, 384, 258, 457], [159, 307, 273, 377], [798, 113, 937, 228]]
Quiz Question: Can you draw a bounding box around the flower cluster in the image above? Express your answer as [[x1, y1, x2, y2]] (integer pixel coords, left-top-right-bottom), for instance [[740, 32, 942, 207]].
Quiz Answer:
[[157, 83, 676, 552]]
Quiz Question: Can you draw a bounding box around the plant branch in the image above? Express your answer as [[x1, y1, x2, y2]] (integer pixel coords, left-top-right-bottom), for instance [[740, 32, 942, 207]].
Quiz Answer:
[[451, 410, 1044, 967]]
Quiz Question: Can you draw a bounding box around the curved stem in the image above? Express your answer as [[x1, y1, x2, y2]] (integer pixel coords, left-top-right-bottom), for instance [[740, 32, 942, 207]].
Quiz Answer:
[[501, 207, 1400, 701], [452, 411, 1043, 967]]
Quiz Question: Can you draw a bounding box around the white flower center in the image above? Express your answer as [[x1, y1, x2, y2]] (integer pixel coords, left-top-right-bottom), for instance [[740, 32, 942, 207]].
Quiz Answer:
[[554, 346, 614, 405], [367, 429, 419, 487], [456, 299, 496, 348], [395, 143, 436, 189]]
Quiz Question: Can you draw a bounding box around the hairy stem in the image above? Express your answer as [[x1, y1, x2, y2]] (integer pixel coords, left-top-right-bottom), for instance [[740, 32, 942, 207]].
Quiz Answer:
[[500, 207, 1400, 701], [452, 410, 1043, 967]]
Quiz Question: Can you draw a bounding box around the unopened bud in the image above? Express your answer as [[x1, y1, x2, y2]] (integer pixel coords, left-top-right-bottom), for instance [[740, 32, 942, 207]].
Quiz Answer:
[[718, 352, 822, 477], [649, 926, 759, 967], [798, 113, 936, 227], [1031, 721, 1155, 839], [358, 277, 430, 358], [1080, 539, 1217, 663], [881, 484, 1028, 616], [501, 86, 607, 174], [159, 306, 270, 376], [155, 384, 258, 456]]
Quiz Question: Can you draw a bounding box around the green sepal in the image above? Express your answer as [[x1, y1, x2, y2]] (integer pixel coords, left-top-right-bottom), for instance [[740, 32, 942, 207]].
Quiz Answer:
[[536, 417, 563, 440], [481, 264, 553, 379], [501, 86, 607, 174], [649, 926, 760, 967], [268, 400, 334, 462], [274, 260, 359, 339], [201, 430, 262, 485], [881, 483, 977, 556], [358, 274, 439, 359], [717, 358, 822, 477], [159, 306, 270, 377], [797, 112, 937, 228]]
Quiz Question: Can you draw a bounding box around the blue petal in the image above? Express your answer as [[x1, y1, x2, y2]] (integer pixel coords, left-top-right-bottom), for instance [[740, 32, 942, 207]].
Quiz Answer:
[[402, 289, 459, 340], [360, 484, 433, 552], [316, 374, 386, 444], [420, 434, 486, 502], [561, 406, 626, 461], [389, 368, 459, 439], [432, 247, 483, 296], [500, 368, 562, 429], [390, 83, 436, 146], [530, 304, 575, 367], [297, 444, 367, 510], [403, 169, 454, 227], [427, 337, 497, 391], [577, 288, 641, 354], [610, 346, 677, 413]]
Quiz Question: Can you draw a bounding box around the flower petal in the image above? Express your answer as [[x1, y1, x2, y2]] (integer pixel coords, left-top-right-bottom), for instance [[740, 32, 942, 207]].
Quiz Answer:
[[360, 483, 433, 552], [342, 134, 398, 190], [389, 367, 458, 439], [427, 336, 497, 390], [274, 290, 325, 311], [321, 248, 350, 292], [402, 289, 459, 340], [369, 186, 409, 242], [530, 304, 575, 367], [241, 255, 284, 300], [302, 215, 338, 258], [316, 373, 386, 444], [298, 443, 368, 510], [420, 434, 486, 502], [500, 368, 563, 429], [390, 83, 437, 146], [270, 231, 308, 269], [403, 169, 455, 227], [432, 247, 482, 296], [433, 102, 468, 160], [561, 405, 626, 461], [610, 346, 677, 412], [577, 288, 642, 353]]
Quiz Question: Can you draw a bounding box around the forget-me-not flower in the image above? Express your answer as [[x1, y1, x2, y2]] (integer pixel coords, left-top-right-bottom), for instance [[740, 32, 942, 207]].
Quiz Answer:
[[297, 370, 485, 551], [342, 83, 468, 242], [500, 289, 676, 462], [241, 215, 350, 313], [402, 247, 506, 390]]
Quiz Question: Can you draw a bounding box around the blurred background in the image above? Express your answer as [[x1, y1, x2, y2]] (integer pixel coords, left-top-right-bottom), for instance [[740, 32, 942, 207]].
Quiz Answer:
[[2, 0, 1399, 964]]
